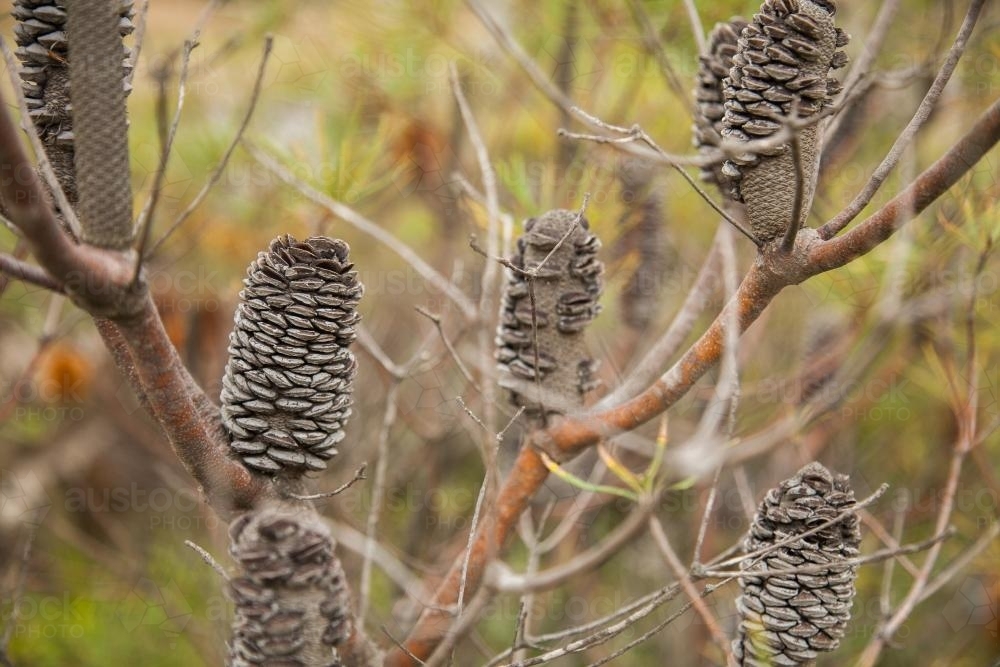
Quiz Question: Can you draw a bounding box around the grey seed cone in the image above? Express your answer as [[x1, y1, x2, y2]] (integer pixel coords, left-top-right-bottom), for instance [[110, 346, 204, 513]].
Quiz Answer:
[[721, 0, 849, 242], [12, 0, 135, 206], [496, 209, 603, 420], [227, 506, 352, 667], [693, 17, 749, 189], [733, 462, 861, 666], [221, 235, 363, 476]]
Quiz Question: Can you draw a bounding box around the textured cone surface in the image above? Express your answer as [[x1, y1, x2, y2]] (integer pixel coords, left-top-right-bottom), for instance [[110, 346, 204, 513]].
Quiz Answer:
[[721, 0, 849, 242], [693, 17, 749, 188], [228, 506, 350, 667], [733, 462, 861, 666], [221, 235, 363, 476], [12, 0, 135, 206], [496, 209, 603, 419]]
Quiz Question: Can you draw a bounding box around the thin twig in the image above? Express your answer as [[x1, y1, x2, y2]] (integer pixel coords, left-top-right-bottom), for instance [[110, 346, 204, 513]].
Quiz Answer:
[[625, 0, 695, 118], [290, 464, 368, 501], [648, 518, 734, 666], [781, 132, 805, 252], [125, 0, 151, 87], [184, 540, 229, 581], [415, 305, 478, 390], [0, 253, 64, 293], [819, 0, 987, 239], [246, 141, 478, 320], [0, 525, 37, 666], [150, 36, 274, 256]]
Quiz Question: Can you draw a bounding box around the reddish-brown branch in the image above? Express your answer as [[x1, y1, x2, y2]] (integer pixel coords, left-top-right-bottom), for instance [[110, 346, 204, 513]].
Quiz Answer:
[[0, 83, 268, 515], [811, 96, 1000, 271], [390, 446, 549, 666], [113, 300, 267, 513], [393, 95, 1000, 663]]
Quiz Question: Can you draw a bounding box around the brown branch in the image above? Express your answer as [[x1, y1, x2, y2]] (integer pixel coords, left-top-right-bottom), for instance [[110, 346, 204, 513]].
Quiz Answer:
[[112, 299, 268, 514], [388, 446, 549, 665], [390, 89, 1000, 665], [812, 95, 1000, 271]]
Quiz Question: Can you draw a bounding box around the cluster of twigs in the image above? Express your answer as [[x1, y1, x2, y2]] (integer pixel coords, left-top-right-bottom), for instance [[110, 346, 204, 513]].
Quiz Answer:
[[0, 0, 998, 665]]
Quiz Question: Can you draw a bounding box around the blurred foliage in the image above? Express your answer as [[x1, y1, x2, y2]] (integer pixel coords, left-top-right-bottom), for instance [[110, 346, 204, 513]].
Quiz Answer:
[[1, 0, 999, 665]]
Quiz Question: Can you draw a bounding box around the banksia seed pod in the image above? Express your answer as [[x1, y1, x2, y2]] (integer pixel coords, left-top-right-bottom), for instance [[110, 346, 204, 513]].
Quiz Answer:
[[721, 0, 850, 242], [733, 462, 861, 666], [12, 0, 135, 204], [693, 17, 749, 188], [221, 236, 363, 475], [496, 209, 603, 420], [228, 506, 352, 667]]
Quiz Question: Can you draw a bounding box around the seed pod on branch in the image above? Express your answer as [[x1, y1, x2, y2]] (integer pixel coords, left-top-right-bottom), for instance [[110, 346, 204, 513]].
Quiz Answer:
[[720, 0, 850, 242], [496, 209, 603, 421], [227, 505, 355, 667], [732, 462, 861, 666], [693, 17, 749, 189], [12, 0, 135, 205], [221, 236, 363, 476]]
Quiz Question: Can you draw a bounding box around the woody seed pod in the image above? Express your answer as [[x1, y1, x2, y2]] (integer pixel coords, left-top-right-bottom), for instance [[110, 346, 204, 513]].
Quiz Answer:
[[12, 0, 135, 205], [693, 17, 749, 189], [721, 0, 849, 242], [221, 236, 363, 476], [733, 462, 861, 666], [227, 506, 353, 667], [496, 210, 603, 420]]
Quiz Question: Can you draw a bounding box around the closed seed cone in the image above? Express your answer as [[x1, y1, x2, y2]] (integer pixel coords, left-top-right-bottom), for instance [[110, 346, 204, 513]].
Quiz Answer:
[[720, 0, 849, 242], [495, 210, 603, 422], [227, 506, 353, 667], [221, 235, 363, 476], [12, 0, 135, 205], [693, 17, 749, 189], [733, 462, 861, 666]]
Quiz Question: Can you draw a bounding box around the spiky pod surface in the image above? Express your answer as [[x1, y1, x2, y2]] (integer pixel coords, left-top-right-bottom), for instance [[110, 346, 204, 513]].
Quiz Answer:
[[227, 506, 351, 667], [733, 462, 861, 666], [12, 0, 135, 204], [496, 210, 603, 420], [694, 17, 749, 189], [721, 0, 849, 242], [221, 236, 363, 476]]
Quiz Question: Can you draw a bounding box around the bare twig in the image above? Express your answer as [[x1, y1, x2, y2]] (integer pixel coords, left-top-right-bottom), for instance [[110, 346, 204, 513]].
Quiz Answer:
[[150, 36, 274, 256], [290, 464, 368, 501], [819, 0, 987, 239], [184, 540, 229, 581], [415, 305, 478, 390], [0, 253, 64, 293], [648, 518, 734, 666], [246, 141, 478, 320]]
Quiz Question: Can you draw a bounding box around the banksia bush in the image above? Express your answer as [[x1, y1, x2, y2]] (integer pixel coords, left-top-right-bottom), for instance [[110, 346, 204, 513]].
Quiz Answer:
[[227, 505, 354, 666], [721, 0, 850, 242], [221, 236, 363, 475], [496, 209, 603, 420], [693, 17, 749, 189], [12, 0, 135, 203], [733, 462, 861, 666]]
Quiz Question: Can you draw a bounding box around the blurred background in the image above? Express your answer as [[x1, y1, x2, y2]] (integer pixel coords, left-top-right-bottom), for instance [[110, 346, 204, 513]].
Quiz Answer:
[[1, 0, 999, 664]]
